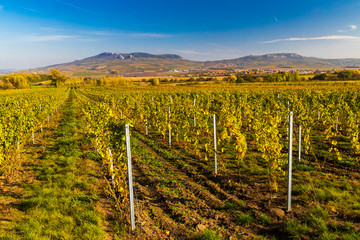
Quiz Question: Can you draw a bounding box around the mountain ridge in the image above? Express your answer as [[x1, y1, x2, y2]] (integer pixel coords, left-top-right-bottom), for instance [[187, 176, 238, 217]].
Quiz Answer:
[[24, 52, 360, 77]]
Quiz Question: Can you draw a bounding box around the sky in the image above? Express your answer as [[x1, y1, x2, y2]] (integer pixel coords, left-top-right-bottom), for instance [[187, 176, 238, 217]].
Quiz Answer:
[[1, 0, 360, 69]]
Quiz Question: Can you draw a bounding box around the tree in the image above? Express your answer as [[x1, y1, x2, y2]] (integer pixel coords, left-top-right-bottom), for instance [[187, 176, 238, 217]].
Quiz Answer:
[[275, 74, 284, 82], [242, 74, 254, 82], [293, 71, 300, 81], [49, 69, 67, 87], [4, 74, 29, 89], [338, 70, 353, 80], [267, 74, 275, 82], [257, 77, 264, 82], [227, 75, 237, 83], [313, 73, 327, 80], [150, 78, 159, 86], [236, 76, 245, 83]]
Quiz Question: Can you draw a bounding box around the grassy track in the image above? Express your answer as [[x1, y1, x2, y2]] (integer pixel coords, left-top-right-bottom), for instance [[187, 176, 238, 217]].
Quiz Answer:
[[0, 91, 114, 239]]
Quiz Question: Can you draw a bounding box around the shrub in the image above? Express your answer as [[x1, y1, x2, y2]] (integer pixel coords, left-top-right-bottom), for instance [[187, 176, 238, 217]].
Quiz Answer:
[[150, 78, 160, 86], [236, 213, 253, 226]]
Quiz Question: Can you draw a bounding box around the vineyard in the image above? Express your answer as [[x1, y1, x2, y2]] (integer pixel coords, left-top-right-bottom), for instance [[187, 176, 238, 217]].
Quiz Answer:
[[1, 83, 360, 239]]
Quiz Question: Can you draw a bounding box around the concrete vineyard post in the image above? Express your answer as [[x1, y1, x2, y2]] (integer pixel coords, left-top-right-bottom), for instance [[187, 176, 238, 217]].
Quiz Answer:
[[47, 116, 50, 124], [145, 114, 148, 135], [213, 114, 218, 174], [125, 124, 136, 231], [32, 131, 35, 144], [336, 117, 338, 131], [108, 148, 115, 189], [288, 112, 293, 211], [40, 123, 43, 132], [299, 125, 302, 161], [193, 98, 196, 127], [168, 107, 171, 148]]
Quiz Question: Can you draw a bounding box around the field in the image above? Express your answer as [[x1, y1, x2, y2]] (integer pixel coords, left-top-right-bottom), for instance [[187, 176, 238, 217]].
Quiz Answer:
[[0, 82, 360, 239]]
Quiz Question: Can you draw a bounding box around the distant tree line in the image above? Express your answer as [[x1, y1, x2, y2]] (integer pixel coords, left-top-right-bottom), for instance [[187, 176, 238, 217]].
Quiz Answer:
[[224, 71, 302, 83], [96, 76, 130, 86], [312, 70, 360, 81], [0, 73, 49, 89], [2, 69, 360, 90], [0, 69, 83, 89], [225, 70, 360, 83]]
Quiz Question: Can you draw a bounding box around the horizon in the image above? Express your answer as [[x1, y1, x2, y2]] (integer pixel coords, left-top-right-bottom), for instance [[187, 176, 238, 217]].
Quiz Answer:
[[8, 51, 360, 71], [1, 0, 360, 69]]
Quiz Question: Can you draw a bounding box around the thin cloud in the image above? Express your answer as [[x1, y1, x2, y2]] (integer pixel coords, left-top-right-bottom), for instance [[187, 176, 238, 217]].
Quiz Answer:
[[0, 5, 4, 11], [22, 7, 39, 13], [25, 35, 74, 42], [350, 25, 357, 30], [40, 27, 66, 32], [54, 0, 101, 16], [175, 49, 204, 56], [263, 35, 360, 43], [337, 25, 357, 32], [79, 30, 115, 36], [119, 33, 172, 38], [274, 16, 278, 22], [78, 30, 172, 38]]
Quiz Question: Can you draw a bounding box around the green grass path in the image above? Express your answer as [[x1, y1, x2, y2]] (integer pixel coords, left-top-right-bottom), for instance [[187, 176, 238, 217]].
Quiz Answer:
[[1, 92, 109, 240]]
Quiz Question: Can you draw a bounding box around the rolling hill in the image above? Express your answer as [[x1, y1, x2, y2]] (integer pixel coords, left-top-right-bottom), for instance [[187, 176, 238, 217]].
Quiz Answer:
[[205, 53, 360, 69], [26, 52, 360, 77]]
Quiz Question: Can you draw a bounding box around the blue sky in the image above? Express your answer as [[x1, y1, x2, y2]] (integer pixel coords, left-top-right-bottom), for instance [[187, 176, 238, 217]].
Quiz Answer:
[[1, 0, 360, 68]]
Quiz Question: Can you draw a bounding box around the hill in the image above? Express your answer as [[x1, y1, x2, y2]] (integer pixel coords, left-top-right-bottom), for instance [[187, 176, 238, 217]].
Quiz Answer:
[[25, 52, 360, 77], [35, 52, 203, 77], [204, 53, 360, 69]]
